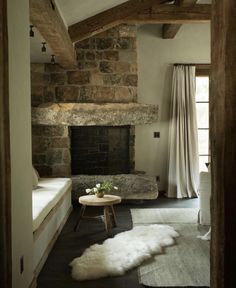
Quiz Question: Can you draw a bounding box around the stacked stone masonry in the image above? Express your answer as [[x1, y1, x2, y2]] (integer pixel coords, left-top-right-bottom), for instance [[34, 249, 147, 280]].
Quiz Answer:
[[32, 125, 71, 177], [31, 24, 137, 107], [31, 25, 138, 177]]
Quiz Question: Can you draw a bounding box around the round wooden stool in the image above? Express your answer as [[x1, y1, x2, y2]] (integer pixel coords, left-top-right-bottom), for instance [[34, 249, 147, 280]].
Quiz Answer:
[[74, 194, 121, 236]]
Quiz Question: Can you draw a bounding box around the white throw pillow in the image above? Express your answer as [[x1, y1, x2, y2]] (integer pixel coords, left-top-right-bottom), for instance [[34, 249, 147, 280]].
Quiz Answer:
[[32, 166, 39, 189]]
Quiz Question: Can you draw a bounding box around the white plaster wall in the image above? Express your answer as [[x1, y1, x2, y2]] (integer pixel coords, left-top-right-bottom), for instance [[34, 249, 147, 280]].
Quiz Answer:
[[8, 0, 34, 287], [136, 24, 210, 191]]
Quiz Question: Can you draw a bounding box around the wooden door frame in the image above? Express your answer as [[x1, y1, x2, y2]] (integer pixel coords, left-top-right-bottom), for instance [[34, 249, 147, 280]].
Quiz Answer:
[[0, 0, 12, 287], [211, 0, 236, 287]]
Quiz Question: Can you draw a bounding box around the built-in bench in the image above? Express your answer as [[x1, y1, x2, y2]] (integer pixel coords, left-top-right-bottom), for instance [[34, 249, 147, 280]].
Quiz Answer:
[[32, 178, 72, 276]]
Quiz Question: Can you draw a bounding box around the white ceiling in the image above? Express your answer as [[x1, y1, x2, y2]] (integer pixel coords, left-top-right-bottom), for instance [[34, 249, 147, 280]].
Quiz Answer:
[[56, 0, 128, 26]]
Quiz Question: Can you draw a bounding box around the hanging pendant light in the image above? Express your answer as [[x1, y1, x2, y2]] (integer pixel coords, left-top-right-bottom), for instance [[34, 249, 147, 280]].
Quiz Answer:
[[51, 54, 56, 64], [29, 25, 34, 37], [41, 42, 47, 53]]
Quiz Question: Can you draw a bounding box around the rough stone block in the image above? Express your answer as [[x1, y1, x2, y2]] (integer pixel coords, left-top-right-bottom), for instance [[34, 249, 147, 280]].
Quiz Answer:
[[114, 62, 131, 73], [78, 61, 98, 70], [32, 136, 50, 153], [67, 71, 90, 85], [31, 85, 44, 104], [130, 63, 138, 73], [118, 25, 136, 38], [71, 174, 159, 200], [103, 74, 123, 86], [103, 51, 119, 61], [63, 149, 71, 164], [114, 87, 137, 102], [80, 86, 115, 102], [131, 38, 137, 49], [32, 154, 47, 165], [32, 125, 44, 136], [117, 38, 131, 49], [96, 38, 113, 50], [52, 165, 71, 177], [32, 103, 159, 126], [43, 126, 68, 137], [96, 51, 103, 60], [50, 137, 70, 148], [123, 74, 138, 87], [55, 86, 79, 102], [47, 149, 63, 165], [44, 86, 55, 102], [50, 73, 67, 85], [90, 72, 104, 86], [85, 51, 96, 60], [31, 72, 50, 85], [76, 50, 85, 60], [99, 61, 114, 73], [75, 38, 95, 49], [119, 50, 137, 63]]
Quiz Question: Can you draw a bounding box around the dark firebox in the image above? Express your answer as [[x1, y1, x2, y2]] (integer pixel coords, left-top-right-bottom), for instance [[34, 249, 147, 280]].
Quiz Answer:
[[71, 126, 134, 175]]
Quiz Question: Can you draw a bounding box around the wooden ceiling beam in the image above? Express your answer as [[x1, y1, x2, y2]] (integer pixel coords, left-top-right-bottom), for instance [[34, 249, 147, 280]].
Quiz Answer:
[[68, 0, 166, 43], [30, 0, 76, 68], [126, 4, 211, 24], [162, 0, 198, 39]]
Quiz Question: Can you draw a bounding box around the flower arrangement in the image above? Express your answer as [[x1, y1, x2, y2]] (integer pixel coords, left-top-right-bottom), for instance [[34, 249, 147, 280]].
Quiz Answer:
[[85, 182, 118, 198]]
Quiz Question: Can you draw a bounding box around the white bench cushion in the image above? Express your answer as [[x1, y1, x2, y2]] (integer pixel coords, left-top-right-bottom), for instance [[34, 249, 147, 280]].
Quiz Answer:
[[32, 178, 72, 232]]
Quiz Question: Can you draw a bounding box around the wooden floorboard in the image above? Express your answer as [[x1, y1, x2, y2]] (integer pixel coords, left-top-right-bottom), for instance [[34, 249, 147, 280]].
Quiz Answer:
[[37, 197, 199, 288]]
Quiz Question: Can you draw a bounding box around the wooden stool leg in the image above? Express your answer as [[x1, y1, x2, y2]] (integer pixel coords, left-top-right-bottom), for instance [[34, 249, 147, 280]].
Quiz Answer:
[[74, 205, 86, 232], [110, 205, 118, 227], [104, 206, 112, 236]]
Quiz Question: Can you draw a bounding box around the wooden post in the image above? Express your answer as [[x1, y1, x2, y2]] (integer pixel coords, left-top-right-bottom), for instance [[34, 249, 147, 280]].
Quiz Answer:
[[0, 0, 12, 287], [211, 0, 236, 287]]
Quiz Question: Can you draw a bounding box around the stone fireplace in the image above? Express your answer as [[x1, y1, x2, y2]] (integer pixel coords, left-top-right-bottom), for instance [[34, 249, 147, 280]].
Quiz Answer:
[[31, 24, 159, 199]]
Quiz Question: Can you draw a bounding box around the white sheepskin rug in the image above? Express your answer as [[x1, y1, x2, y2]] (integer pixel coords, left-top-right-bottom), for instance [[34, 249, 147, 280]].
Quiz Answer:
[[70, 224, 179, 281]]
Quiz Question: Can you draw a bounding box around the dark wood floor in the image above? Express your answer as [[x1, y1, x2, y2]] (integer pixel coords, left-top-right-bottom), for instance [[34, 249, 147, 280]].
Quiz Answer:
[[37, 197, 199, 288]]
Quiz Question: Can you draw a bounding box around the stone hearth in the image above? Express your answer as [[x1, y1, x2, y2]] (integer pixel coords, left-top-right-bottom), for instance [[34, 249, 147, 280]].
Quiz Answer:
[[72, 174, 159, 200]]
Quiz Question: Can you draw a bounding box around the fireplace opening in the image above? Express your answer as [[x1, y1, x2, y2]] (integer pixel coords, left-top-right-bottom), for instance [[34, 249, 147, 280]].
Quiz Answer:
[[71, 126, 134, 175]]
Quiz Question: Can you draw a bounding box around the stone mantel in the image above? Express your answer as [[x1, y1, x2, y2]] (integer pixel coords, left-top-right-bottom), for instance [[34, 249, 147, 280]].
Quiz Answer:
[[32, 103, 158, 126]]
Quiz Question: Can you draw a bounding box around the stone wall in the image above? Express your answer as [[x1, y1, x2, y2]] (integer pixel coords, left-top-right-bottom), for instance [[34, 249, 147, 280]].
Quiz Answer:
[[32, 125, 71, 177], [31, 24, 137, 177]]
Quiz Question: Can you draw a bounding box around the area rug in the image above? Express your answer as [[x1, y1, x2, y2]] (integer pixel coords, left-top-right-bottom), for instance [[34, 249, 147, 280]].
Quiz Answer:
[[70, 224, 179, 281], [131, 208, 199, 225], [131, 208, 210, 287]]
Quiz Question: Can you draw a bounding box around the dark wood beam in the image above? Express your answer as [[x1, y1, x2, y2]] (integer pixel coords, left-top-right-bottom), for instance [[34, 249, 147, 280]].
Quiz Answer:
[[211, 0, 236, 287], [162, 0, 197, 39], [127, 4, 211, 24], [30, 0, 76, 68], [0, 0, 12, 288], [68, 0, 165, 43]]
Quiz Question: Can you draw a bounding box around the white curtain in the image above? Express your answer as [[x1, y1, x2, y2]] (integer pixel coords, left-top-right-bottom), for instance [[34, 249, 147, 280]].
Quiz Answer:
[[167, 65, 199, 198]]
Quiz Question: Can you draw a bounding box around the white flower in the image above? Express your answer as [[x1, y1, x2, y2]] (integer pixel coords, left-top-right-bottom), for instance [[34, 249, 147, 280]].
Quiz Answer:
[[93, 187, 98, 192], [114, 186, 118, 190], [96, 183, 101, 188], [85, 188, 91, 194]]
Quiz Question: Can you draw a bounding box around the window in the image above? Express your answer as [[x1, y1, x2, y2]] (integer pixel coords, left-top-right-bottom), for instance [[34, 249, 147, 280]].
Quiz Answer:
[[196, 76, 210, 172]]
